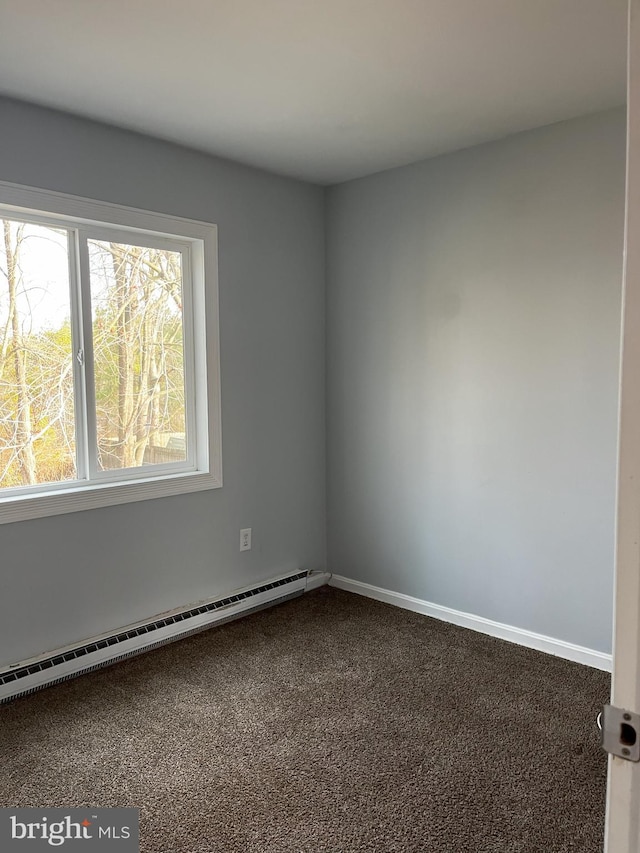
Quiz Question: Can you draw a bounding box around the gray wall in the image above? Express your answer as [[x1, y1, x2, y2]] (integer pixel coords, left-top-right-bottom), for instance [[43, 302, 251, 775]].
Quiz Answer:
[[0, 99, 625, 666], [0, 98, 326, 667], [326, 109, 626, 654]]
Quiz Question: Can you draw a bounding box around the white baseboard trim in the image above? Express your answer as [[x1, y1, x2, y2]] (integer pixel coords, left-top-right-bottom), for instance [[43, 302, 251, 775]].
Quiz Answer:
[[329, 574, 612, 672]]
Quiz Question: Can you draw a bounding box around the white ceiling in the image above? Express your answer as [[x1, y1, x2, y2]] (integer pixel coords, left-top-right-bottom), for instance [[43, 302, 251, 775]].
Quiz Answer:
[[0, 0, 628, 185]]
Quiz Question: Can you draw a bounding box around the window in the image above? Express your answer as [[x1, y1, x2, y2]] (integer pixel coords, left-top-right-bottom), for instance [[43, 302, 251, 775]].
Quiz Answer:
[[0, 182, 221, 523]]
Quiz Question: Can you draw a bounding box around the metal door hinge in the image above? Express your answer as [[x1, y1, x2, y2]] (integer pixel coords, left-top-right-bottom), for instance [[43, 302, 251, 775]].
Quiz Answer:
[[601, 704, 640, 762]]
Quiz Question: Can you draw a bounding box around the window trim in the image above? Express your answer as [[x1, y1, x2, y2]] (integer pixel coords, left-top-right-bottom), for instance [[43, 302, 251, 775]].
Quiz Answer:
[[0, 180, 222, 524]]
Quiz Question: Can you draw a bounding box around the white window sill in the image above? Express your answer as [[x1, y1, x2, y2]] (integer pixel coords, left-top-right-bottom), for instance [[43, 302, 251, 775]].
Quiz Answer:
[[0, 470, 222, 525]]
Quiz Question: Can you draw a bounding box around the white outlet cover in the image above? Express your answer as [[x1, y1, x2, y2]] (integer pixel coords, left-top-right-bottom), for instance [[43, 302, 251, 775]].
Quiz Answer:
[[240, 528, 252, 551]]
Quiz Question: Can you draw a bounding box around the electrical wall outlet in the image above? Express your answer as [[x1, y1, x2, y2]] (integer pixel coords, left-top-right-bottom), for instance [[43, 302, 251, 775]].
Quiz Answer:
[[240, 528, 252, 551]]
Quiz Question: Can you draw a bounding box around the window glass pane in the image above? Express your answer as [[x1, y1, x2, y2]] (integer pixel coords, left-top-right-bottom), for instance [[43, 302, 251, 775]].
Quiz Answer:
[[0, 219, 76, 489], [88, 240, 187, 471]]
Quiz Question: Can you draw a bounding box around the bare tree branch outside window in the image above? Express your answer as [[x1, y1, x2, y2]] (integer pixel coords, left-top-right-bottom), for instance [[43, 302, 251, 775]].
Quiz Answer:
[[0, 221, 186, 489]]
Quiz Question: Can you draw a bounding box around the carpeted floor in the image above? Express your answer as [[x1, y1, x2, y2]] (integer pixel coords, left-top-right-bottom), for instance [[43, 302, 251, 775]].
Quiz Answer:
[[1, 586, 609, 852]]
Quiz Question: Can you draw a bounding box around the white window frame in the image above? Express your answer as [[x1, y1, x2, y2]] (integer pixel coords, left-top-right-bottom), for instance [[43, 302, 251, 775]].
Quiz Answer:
[[0, 181, 222, 524]]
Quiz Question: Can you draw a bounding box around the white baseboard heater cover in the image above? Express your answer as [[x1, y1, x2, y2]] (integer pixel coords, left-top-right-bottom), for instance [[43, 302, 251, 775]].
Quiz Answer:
[[0, 569, 325, 704]]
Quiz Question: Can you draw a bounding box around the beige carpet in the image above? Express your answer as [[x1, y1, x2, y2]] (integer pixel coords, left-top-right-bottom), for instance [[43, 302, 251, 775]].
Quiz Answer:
[[1, 586, 609, 852]]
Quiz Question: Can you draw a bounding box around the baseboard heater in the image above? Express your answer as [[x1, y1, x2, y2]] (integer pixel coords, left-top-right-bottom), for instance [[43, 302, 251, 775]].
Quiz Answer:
[[0, 569, 329, 705]]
